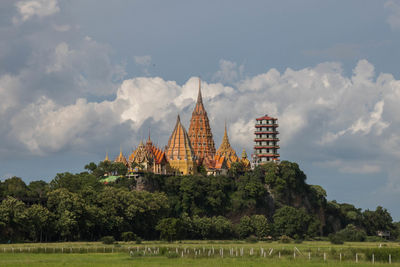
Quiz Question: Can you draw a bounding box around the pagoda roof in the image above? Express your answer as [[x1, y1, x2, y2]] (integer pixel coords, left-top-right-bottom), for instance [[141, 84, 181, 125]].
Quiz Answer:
[[256, 115, 277, 121], [166, 115, 195, 161]]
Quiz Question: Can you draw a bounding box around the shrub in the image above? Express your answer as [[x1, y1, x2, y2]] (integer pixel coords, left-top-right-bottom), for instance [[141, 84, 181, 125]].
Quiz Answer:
[[329, 233, 344, 244], [279, 235, 292, 243], [130, 251, 144, 257], [336, 224, 366, 242], [159, 247, 168, 255], [135, 237, 142, 244], [245, 235, 258, 243], [166, 252, 179, 258], [100, 236, 115, 244], [121, 232, 135, 242]]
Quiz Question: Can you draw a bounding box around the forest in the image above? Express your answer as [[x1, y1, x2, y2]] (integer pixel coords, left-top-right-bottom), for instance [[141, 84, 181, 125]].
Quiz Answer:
[[0, 161, 398, 243]]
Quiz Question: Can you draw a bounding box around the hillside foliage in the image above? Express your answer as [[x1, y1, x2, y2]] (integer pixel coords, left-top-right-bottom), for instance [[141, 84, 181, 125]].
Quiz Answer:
[[0, 161, 398, 242]]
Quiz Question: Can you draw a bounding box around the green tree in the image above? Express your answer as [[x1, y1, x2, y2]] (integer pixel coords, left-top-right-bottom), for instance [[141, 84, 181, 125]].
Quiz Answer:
[[47, 188, 85, 241], [251, 214, 270, 239], [0, 196, 27, 241], [27, 180, 49, 203], [50, 172, 101, 193], [1, 177, 29, 200], [25, 204, 53, 242], [236, 216, 253, 239], [273, 206, 320, 238], [156, 218, 181, 241], [363, 206, 394, 235]]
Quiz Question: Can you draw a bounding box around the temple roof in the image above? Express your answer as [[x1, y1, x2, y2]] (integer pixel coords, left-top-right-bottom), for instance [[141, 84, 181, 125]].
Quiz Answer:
[[104, 151, 110, 162], [188, 78, 216, 161], [256, 115, 277, 121], [241, 148, 248, 159], [115, 147, 128, 166], [166, 115, 196, 161], [215, 124, 239, 167]]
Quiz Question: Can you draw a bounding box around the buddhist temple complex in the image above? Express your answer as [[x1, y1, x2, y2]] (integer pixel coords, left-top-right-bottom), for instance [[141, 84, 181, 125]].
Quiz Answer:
[[101, 78, 280, 179]]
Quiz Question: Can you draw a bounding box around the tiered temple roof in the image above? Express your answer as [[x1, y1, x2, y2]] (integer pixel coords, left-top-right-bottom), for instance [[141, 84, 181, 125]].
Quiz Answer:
[[188, 78, 216, 163], [114, 147, 128, 166], [166, 115, 197, 174], [240, 148, 251, 169], [167, 115, 196, 161], [215, 124, 239, 168]]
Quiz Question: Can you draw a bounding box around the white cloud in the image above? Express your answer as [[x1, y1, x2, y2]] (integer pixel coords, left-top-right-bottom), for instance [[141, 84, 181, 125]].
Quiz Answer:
[[13, 0, 59, 24], [385, 0, 400, 30], [0, 74, 22, 114], [319, 100, 389, 144], [213, 59, 244, 84], [314, 160, 381, 175], [4, 59, 400, 192]]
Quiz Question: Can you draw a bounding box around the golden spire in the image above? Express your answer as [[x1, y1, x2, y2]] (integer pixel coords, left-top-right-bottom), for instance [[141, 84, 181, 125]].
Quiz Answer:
[[104, 151, 109, 161], [115, 146, 128, 166], [220, 122, 231, 149], [241, 148, 248, 159], [216, 122, 239, 168]]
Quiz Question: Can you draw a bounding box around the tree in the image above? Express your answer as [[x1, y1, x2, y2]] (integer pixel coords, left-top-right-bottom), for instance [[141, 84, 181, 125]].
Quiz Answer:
[[25, 204, 53, 242], [363, 206, 394, 235], [156, 218, 181, 241], [236, 216, 253, 239], [27, 180, 49, 203], [47, 188, 85, 241], [50, 172, 101, 193], [0, 196, 27, 241], [273, 206, 320, 238], [251, 215, 270, 239], [1, 177, 29, 200]]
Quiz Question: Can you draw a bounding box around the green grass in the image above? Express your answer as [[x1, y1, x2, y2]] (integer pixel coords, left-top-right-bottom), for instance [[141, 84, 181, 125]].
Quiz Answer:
[[0, 253, 399, 267], [0, 241, 399, 266]]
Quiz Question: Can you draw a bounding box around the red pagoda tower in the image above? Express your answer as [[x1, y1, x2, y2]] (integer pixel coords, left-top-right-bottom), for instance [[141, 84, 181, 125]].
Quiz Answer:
[[188, 78, 216, 163]]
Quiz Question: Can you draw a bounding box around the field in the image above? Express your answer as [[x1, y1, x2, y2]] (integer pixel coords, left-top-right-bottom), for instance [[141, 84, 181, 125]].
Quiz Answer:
[[0, 241, 399, 266]]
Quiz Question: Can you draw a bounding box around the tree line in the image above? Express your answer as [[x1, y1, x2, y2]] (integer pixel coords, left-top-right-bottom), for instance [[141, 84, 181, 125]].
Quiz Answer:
[[0, 161, 398, 243]]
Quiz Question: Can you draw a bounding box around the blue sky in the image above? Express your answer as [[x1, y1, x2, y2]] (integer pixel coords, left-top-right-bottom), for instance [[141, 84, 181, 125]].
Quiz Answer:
[[1, 0, 400, 219]]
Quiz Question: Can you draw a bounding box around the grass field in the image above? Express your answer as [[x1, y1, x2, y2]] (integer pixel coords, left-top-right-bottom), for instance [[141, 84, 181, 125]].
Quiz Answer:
[[0, 241, 399, 266]]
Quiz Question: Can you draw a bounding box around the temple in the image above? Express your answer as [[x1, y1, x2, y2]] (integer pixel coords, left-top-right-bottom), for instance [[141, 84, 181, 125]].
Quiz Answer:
[[165, 115, 197, 175], [101, 77, 279, 180], [214, 124, 239, 168], [188, 78, 216, 164]]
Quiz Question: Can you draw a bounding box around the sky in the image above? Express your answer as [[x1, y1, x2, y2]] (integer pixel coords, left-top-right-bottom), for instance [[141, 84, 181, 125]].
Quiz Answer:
[[1, 0, 400, 219]]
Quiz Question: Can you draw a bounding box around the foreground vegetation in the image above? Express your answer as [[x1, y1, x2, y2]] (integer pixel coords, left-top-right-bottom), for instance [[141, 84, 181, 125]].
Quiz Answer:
[[1, 161, 399, 243], [1, 241, 400, 266]]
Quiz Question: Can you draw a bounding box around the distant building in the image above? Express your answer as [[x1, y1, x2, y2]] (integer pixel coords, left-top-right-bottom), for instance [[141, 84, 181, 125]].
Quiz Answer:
[[253, 115, 280, 166]]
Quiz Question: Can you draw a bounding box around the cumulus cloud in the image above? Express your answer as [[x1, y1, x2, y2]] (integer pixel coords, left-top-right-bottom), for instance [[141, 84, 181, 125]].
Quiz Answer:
[[385, 0, 400, 30], [13, 0, 59, 24], [4, 59, 400, 195], [213, 59, 244, 84]]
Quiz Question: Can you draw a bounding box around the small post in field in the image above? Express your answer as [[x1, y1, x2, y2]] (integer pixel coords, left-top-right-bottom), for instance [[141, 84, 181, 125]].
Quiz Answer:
[[389, 254, 391, 264], [356, 253, 358, 263]]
